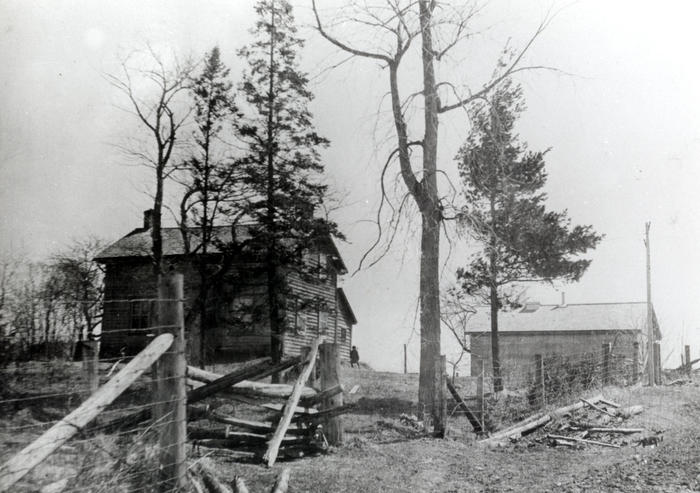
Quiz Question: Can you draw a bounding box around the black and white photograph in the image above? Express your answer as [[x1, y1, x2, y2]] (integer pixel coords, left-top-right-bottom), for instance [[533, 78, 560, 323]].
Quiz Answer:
[[1, 1, 699, 491]]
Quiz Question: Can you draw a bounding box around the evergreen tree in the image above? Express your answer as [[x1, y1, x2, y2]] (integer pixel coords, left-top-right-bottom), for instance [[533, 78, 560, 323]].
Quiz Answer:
[[179, 46, 242, 365], [237, 0, 341, 369], [456, 79, 602, 392]]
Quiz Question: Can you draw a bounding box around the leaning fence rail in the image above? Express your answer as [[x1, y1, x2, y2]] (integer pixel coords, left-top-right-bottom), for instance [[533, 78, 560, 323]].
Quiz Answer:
[[0, 333, 174, 491], [0, 273, 187, 493]]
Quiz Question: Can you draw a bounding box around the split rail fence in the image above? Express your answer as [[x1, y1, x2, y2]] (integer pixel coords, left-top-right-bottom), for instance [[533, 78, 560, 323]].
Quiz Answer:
[[0, 273, 347, 493], [0, 273, 187, 493]]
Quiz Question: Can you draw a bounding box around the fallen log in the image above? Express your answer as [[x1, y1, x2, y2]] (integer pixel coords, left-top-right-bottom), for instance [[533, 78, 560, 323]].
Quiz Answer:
[[446, 380, 482, 433], [599, 398, 620, 409], [271, 468, 291, 493], [586, 427, 644, 434], [485, 415, 551, 443], [546, 433, 621, 448], [581, 398, 616, 417], [264, 338, 321, 467], [548, 437, 577, 448], [481, 394, 605, 444], [550, 394, 604, 419]]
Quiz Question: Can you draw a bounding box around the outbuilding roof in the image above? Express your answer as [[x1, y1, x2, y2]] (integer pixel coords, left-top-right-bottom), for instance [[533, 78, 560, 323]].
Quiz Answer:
[[463, 302, 661, 340]]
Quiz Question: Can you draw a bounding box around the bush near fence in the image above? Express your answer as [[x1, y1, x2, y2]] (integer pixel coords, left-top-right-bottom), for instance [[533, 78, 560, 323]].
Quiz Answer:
[[468, 341, 645, 433]]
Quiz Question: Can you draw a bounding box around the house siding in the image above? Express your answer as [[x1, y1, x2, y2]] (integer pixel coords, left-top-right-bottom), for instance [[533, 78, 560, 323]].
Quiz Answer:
[[100, 250, 355, 365]]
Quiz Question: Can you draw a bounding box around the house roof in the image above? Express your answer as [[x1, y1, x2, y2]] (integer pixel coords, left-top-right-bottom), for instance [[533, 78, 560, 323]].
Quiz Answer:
[[463, 302, 661, 340], [336, 288, 357, 325], [95, 224, 348, 273]]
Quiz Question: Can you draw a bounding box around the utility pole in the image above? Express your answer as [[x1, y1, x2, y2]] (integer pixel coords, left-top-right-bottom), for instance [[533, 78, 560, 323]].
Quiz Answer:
[[403, 344, 408, 374], [644, 222, 655, 386]]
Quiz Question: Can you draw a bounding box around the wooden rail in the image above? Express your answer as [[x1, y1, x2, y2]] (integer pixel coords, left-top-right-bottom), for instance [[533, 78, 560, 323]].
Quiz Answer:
[[0, 334, 175, 492]]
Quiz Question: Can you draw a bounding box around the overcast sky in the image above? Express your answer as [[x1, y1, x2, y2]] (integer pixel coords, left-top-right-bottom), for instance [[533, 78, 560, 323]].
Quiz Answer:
[[1, 0, 699, 371]]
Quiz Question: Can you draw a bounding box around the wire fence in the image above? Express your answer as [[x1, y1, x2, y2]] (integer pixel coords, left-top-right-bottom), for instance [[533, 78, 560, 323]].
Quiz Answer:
[[446, 341, 697, 440], [0, 291, 187, 493]]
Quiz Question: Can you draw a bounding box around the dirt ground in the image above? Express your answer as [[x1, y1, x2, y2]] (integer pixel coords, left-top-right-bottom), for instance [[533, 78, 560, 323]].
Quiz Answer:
[[2, 363, 698, 492], [206, 368, 700, 493]]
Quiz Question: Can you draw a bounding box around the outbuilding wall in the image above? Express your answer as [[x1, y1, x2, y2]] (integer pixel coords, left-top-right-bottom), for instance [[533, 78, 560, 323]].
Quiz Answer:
[[469, 330, 642, 386]]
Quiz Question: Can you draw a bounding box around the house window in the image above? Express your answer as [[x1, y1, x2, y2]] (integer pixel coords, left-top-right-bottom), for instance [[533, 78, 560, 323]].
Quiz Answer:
[[318, 309, 329, 334], [341, 327, 346, 342], [293, 298, 307, 334], [318, 254, 328, 281], [230, 296, 254, 324], [129, 300, 151, 330]]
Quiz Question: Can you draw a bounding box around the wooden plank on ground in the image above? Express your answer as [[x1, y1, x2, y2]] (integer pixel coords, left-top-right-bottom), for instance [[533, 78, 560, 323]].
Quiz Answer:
[[546, 433, 621, 448], [263, 337, 321, 467], [581, 398, 616, 417]]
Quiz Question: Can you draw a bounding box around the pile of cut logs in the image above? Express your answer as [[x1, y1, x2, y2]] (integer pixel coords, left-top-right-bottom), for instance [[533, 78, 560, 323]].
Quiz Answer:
[[186, 338, 352, 467], [481, 394, 658, 449]]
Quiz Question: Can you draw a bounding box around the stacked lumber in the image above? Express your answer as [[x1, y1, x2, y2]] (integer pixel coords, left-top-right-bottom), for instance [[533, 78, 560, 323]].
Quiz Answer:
[[186, 338, 354, 467]]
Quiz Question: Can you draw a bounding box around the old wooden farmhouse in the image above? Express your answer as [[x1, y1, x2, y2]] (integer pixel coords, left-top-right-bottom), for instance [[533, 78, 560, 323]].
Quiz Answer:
[[95, 211, 357, 365], [465, 299, 661, 384]]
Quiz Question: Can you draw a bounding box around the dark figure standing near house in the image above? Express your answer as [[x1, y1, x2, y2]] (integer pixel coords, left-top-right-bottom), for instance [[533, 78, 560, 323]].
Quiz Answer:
[[350, 346, 360, 368]]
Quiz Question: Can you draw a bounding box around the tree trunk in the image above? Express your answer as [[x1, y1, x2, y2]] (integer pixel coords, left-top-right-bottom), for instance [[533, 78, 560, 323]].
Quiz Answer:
[[266, 4, 283, 380], [417, 209, 441, 410], [415, 0, 442, 418], [490, 284, 503, 392]]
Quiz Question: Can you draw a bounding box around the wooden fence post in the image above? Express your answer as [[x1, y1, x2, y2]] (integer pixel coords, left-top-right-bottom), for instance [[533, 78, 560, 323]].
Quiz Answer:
[[319, 342, 344, 445], [433, 355, 447, 438], [155, 273, 186, 492], [685, 345, 692, 380], [83, 339, 99, 393], [476, 359, 485, 430], [534, 354, 546, 407], [0, 335, 174, 492], [602, 343, 612, 386], [653, 342, 662, 385], [631, 341, 639, 384]]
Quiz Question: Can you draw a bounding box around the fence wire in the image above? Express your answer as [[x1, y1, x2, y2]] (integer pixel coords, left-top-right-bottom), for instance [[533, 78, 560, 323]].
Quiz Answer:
[[0, 298, 187, 493], [446, 343, 698, 441]]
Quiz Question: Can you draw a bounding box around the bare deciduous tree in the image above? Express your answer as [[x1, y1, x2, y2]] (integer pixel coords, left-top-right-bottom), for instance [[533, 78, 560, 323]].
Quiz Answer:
[[312, 0, 549, 430], [106, 46, 195, 278]]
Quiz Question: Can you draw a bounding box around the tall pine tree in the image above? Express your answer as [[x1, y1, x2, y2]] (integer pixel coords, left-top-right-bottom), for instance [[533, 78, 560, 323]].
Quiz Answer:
[[237, 0, 340, 370], [456, 79, 602, 392], [178, 46, 242, 365]]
